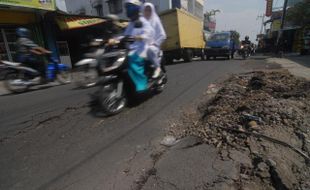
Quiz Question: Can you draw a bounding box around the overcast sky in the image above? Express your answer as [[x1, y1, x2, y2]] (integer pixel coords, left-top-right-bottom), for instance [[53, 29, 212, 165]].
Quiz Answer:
[[204, 0, 279, 41]]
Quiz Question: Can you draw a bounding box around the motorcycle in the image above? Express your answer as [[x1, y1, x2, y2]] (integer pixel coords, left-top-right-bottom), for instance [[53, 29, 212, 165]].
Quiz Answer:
[[74, 38, 107, 88], [239, 44, 250, 59], [95, 37, 168, 115], [2, 56, 71, 93]]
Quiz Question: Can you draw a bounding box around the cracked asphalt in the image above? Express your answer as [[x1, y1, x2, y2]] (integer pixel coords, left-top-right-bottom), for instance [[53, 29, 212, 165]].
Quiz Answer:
[[0, 57, 276, 190]]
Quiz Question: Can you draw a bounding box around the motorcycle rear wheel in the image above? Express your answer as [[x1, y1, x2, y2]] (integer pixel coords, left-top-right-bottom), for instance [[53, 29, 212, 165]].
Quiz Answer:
[[4, 72, 29, 93]]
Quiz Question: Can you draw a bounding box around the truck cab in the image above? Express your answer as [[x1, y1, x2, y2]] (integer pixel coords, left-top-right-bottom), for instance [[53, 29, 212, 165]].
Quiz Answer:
[[205, 32, 236, 60]]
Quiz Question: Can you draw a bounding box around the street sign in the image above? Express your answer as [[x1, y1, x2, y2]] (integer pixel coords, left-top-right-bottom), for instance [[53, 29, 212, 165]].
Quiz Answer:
[[0, 0, 55, 11], [266, 0, 273, 17], [56, 16, 106, 30]]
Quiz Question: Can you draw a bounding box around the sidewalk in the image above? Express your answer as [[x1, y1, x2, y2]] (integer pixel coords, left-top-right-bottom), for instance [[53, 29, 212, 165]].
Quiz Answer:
[[267, 55, 310, 80]]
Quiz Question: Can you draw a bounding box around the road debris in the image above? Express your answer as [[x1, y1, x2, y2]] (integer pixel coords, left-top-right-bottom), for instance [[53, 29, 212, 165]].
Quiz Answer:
[[172, 70, 310, 190], [160, 135, 179, 147]]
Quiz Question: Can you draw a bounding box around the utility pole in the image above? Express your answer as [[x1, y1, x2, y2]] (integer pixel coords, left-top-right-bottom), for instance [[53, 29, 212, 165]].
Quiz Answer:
[[277, 0, 289, 48]]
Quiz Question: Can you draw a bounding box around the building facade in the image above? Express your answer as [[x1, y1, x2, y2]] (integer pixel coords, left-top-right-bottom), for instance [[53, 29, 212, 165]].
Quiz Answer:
[[64, 0, 204, 20], [0, 0, 56, 62], [0, 0, 73, 66]]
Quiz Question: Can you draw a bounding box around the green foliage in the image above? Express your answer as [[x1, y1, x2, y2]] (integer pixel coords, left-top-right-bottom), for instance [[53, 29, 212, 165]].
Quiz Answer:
[[286, 1, 310, 27], [230, 30, 241, 45]]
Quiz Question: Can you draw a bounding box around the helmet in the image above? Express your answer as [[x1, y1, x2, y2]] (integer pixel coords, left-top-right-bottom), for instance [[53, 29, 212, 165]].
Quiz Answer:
[[245, 36, 249, 40], [125, 0, 142, 6], [125, 0, 141, 19], [16, 28, 30, 38]]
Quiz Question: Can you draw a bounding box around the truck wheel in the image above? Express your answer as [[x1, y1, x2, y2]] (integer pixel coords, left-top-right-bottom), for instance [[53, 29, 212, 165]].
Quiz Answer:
[[164, 56, 174, 64], [201, 50, 206, 61], [184, 49, 193, 62]]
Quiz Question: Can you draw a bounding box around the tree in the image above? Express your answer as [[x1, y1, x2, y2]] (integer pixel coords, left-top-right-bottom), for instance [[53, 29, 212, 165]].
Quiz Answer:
[[286, 0, 310, 28], [230, 30, 241, 45]]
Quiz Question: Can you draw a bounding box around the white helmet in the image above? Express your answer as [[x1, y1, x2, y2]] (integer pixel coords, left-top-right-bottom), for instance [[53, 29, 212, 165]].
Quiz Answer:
[[125, 0, 142, 6]]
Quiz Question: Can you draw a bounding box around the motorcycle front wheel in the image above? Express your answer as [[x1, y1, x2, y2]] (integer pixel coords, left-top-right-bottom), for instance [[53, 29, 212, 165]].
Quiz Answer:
[[4, 72, 29, 93], [98, 84, 127, 116], [73, 67, 98, 88]]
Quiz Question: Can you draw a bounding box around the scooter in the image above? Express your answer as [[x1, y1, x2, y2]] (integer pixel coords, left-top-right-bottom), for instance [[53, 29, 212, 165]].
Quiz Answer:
[[2, 56, 71, 93], [95, 37, 168, 115], [74, 38, 107, 88]]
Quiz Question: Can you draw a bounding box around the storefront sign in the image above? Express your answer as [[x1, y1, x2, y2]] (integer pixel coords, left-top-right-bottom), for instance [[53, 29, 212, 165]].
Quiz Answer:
[[271, 19, 281, 31], [266, 0, 273, 17], [56, 16, 106, 30], [0, 0, 55, 11]]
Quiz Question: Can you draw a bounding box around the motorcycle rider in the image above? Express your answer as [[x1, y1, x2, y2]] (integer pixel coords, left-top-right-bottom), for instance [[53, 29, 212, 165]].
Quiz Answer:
[[243, 36, 251, 45], [241, 35, 252, 55], [142, 2, 167, 78], [16, 28, 50, 81], [109, 0, 154, 92]]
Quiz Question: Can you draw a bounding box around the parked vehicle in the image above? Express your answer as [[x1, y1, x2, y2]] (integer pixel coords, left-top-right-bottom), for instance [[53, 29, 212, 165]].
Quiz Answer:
[[205, 31, 238, 60], [95, 37, 168, 116], [2, 56, 71, 93], [160, 9, 206, 63]]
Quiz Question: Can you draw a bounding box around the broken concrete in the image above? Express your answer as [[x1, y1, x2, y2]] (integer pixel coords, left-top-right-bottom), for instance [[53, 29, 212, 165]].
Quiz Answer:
[[171, 71, 310, 190]]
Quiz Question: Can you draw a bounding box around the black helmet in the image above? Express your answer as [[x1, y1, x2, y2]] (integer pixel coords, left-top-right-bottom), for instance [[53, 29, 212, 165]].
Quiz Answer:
[[245, 36, 249, 40]]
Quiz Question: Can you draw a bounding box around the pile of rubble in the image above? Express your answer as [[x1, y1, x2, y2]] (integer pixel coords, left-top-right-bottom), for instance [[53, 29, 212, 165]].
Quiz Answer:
[[173, 71, 310, 190]]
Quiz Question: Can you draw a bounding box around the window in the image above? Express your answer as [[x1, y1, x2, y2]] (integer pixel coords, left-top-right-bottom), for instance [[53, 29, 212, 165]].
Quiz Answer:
[[209, 33, 230, 41], [0, 28, 18, 61], [94, 4, 103, 17], [108, 0, 123, 14]]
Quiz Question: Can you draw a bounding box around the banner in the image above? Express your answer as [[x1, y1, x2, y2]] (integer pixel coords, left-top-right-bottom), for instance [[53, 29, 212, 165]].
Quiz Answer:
[[0, 0, 55, 11], [56, 16, 106, 30], [266, 0, 273, 17]]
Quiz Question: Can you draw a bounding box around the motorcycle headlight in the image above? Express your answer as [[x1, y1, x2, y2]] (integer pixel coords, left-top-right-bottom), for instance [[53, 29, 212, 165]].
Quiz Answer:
[[240, 45, 244, 49]]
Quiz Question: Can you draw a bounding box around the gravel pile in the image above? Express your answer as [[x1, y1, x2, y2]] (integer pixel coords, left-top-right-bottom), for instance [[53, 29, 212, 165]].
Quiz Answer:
[[173, 71, 310, 190]]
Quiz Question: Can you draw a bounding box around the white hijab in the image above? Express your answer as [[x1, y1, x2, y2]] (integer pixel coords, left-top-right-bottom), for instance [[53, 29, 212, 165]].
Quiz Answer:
[[142, 2, 167, 46]]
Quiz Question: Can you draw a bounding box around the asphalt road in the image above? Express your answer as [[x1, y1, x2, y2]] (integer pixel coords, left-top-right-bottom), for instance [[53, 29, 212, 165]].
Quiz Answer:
[[0, 58, 271, 190]]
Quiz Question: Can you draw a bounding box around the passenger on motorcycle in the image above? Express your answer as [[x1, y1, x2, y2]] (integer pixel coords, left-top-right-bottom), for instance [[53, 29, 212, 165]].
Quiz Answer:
[[142, 2, 167, 78], [109, 0, 154, 92], [16, 28, 50, 81]]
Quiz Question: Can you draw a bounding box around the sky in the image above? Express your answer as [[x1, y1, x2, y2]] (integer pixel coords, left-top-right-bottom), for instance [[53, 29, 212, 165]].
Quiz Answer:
[[204, 0, 281, 41]]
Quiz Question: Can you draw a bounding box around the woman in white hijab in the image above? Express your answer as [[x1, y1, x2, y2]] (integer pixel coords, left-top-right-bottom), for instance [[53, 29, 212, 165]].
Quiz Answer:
[[143, 2, 167, 78]]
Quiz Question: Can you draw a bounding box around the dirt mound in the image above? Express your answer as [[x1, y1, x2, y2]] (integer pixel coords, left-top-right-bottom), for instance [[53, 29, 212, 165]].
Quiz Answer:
[[173, 71, 310, 190]]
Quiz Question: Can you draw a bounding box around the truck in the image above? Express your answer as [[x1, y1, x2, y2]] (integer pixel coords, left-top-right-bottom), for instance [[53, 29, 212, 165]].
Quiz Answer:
[[160, 8, 206, 63], [205, 31, 239, 60]]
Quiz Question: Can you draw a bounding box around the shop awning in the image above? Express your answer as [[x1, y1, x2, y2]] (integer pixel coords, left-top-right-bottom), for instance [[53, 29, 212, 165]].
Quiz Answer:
[[55, 16, 106, 30]]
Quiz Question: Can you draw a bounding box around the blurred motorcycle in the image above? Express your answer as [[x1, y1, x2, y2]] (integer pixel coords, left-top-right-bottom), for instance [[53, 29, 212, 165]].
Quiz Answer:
[[95, 36, 167, 115], [73, 38, 106, 88], [2, 55, 71, 93]]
